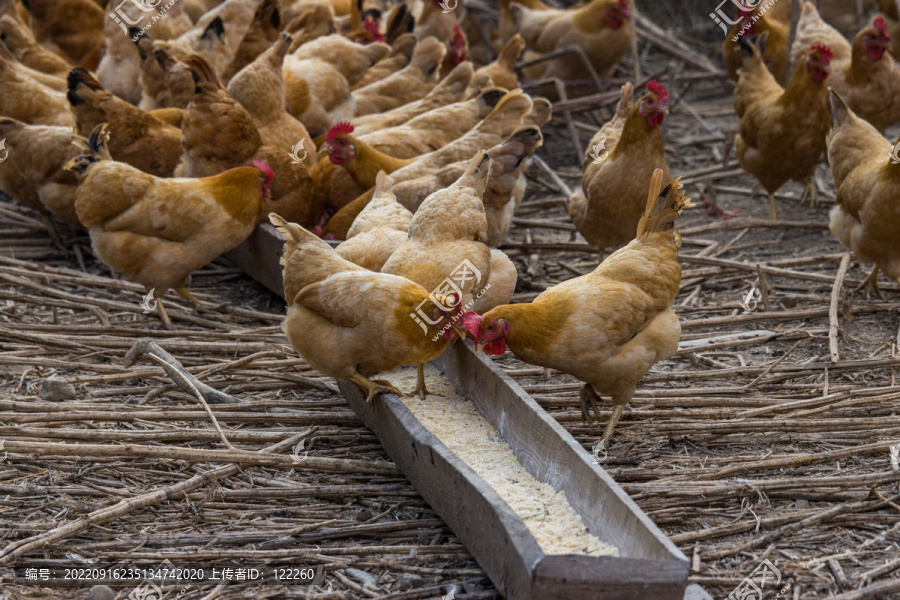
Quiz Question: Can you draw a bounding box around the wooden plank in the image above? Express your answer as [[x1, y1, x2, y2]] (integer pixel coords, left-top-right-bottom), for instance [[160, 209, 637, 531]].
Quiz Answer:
[[224, 223, 286, 298]]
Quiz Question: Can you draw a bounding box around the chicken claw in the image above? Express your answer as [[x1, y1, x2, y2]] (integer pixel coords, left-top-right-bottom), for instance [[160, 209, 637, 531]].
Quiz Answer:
[[174, 286, 203, 312], [349, 373, 401, 405], [412, 363, 430, 400], [855, 266, 885, 301], [800, 178, 818, 208], [579, 384, 603, 424]]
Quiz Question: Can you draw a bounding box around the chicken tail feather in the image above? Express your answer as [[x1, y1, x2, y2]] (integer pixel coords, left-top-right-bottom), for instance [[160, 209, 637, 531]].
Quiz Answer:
[[66, 67, 103, 107], [636, 169, 693, 245]]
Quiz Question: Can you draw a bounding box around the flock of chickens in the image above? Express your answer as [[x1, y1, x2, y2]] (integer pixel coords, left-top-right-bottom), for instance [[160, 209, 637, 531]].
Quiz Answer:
[[0, 0, 898, 451]]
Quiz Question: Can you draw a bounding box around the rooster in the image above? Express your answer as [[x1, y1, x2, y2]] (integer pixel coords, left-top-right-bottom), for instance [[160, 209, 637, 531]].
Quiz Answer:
[[470, 169, 691, 449], [734, 39, 833, 218], [66, 124, 274, 328]]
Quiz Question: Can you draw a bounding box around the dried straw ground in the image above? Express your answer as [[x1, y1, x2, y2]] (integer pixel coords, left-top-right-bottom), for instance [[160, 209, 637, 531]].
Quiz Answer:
[[2, 4, 900, 599]]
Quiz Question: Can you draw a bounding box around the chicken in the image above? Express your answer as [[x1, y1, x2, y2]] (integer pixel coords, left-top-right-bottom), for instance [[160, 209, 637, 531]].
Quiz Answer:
[[21, 0, 104, 68], [504, 0, 631, 80], [350, 61, 473, 135], [175, 0, 258, 70], [283, 35, 389, 134], [227, 33, 316, 156], [222, 0, 282, 82], [67, 68, 182, 177], [319, 89, 533, 221], [134, 39, 195, 110], [65, 125, 273, 327], [291, 33, 390, 86], [569, 80, 670, 251], [347, 36, 446, 117], [471, 169, 691, 449], [734, 38, 833, 219], [382, 151, 493, 313], [827, 91, 900, 297], [790, 7, 900, 131], [0, 118, 82, 236], [323, 89, 534, 236], [314, 86, 507, 209], [285, 4, 336, 50], [469, 33, 524, 96], [416, 0, 459, 43], [177, 55, 317, 226], [0, 14, 70, 78], [0, 41, 65, 90], [0, 53, 73, 127], [392, 125, 542, 231], [440, 23, 468, 79], [352, 33, 417, 90], [335, 171, 412, 271], [472, 249, 518, 314], [271, 212, 458, 403], [722, 10, 789, 84]]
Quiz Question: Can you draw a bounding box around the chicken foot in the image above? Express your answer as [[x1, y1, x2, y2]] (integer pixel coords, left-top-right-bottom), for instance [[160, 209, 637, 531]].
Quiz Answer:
[[855, 265, 885, 301], [174, 286, 204, 312], [800, 178, 818, 208], [412, 363, 430, 400], [348, 372, 402, 405], [155, 297, 173, 329], [598, 403, 626, 450], [579, 384, 604, 423]]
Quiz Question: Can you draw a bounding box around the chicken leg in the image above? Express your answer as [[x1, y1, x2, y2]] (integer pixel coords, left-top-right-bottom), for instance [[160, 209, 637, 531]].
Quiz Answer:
[[155, 297, 173, 329], [412, 363, 429, 400], [348, 372, 401, 405], [800, 178, 818, 208], [598, 403, 626, 450], [767, 193, 778, 221], [579, 383, 603, 423], [855, 265, 885, 300], [174, 286, 203, 312]]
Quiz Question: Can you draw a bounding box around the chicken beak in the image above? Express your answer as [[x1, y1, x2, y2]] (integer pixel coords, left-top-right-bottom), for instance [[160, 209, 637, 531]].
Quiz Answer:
[[475, 341, 487, 353], [451, 323, 468, 339]]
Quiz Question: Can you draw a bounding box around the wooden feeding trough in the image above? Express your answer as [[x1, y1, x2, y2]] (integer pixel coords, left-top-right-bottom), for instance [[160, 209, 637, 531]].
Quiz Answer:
[[226, 226, 691, 599]]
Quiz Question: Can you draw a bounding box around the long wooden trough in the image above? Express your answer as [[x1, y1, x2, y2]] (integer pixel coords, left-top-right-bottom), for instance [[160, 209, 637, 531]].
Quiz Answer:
[[226, 226, 691, 599]]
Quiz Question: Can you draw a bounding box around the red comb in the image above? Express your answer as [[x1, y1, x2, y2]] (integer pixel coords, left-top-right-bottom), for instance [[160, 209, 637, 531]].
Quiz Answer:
[[326, 121, 354, 142], [646, 79, 668, 106], [811, 44, 834, 62], [874, 16, 889, 37], [251, 159, 274, 180]]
